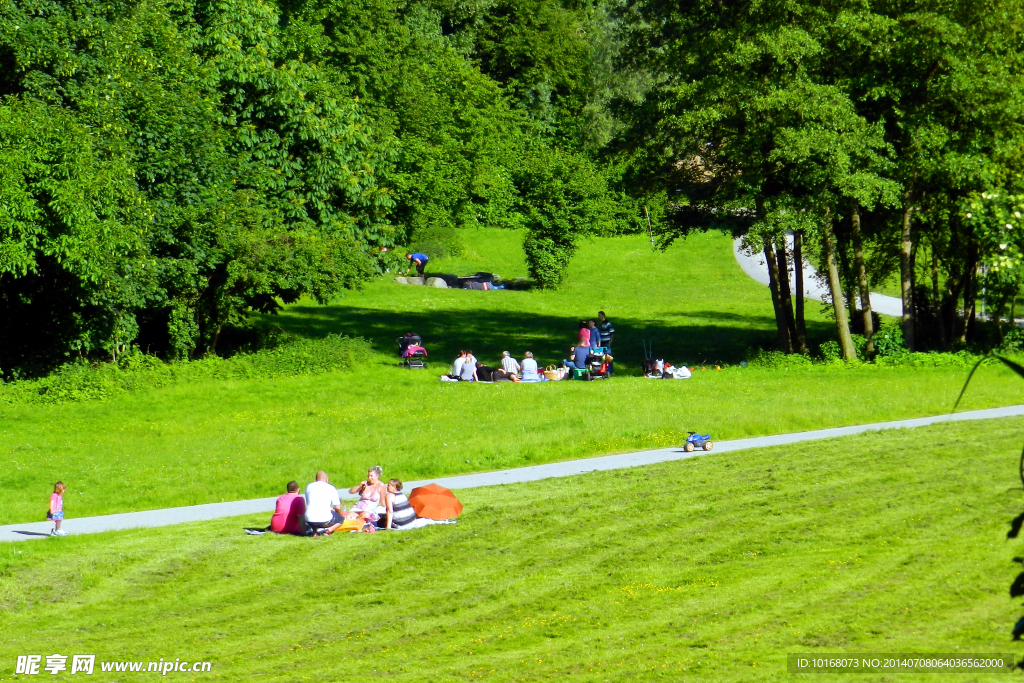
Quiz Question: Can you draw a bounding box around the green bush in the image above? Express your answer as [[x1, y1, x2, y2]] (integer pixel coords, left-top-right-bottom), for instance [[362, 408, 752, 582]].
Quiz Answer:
[[873, 322, 908, 358], [748, 349, 814, 368], [818, 341, 842, 362], [407, 225, 467, 259], [0, 335, 374, 405]]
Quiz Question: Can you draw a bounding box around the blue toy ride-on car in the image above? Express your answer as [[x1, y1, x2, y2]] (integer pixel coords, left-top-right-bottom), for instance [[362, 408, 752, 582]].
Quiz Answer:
[[684, 432, 713, 452]]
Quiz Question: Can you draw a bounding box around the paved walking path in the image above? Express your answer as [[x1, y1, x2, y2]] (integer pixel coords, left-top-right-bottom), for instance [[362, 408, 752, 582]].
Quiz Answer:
[[733, 235, 904, 317], [4, 404, 1024, 543]]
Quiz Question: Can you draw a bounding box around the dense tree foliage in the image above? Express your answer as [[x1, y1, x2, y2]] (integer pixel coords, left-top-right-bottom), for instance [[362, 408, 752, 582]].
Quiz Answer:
[[618, 0, 1024, 358], [0, 0, 629, 374], [6, 0, 1024, 374]]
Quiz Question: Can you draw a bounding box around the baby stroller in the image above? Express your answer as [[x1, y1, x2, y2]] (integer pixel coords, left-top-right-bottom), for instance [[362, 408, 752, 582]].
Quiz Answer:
[[397, 333, 428, 369]]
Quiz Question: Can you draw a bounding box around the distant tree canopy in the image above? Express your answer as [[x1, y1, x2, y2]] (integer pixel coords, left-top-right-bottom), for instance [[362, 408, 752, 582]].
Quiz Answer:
[[5, 0, 1024, 375], [0, 0, 635, 374], [617, 0, 1024, 358]]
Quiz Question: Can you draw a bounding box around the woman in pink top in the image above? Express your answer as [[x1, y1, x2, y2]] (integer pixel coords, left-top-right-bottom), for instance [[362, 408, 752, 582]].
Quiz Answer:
[[270, 481, 306, 534], [577, 321, 590, 347], [349, 466, 388, 522]]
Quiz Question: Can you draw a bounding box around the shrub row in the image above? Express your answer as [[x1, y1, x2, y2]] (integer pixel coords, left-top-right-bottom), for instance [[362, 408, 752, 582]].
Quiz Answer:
[[0, 335, 374, 405]]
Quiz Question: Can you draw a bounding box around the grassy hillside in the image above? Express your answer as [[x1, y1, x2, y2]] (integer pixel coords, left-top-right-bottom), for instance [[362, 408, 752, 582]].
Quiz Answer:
[[1, 230, 1023, 524], [3, 418, 1022, 682], [265, 229, 836, 368]]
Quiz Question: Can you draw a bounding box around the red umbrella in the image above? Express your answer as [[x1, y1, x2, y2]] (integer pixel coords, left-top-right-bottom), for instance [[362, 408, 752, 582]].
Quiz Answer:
[[408, 483, 463, 520]]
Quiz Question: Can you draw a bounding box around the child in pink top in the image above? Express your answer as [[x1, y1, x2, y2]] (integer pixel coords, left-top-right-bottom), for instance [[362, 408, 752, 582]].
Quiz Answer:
[[48, 481, 66, 536]]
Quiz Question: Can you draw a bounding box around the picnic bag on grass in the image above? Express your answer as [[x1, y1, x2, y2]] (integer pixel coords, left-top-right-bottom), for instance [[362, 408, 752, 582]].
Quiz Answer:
[[339, 518, 363, 532]]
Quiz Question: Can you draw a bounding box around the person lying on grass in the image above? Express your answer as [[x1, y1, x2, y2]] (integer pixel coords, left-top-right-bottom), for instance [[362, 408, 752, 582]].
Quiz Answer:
[[348, 466, 389, 524], [270, 481, 306, 535], [305, 471, 344, 535]]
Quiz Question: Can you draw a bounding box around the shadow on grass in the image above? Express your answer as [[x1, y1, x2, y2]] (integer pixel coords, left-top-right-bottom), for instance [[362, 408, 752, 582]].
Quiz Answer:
[[264, 305, 836, 369]]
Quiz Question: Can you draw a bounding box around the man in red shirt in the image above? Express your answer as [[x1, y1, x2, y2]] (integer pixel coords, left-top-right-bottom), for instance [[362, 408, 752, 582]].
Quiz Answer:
[[270, 481, 307, 534]]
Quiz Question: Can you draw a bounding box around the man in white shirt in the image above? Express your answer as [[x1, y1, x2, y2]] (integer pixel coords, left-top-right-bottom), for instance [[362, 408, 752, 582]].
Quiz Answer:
[[500, 351, 520, 376], [304, 471, 343, 534], [451, 351, 467, 378]]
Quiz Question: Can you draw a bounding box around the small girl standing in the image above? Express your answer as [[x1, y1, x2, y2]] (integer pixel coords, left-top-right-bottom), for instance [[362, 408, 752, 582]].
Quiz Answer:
[[48, 481, 67, 536]]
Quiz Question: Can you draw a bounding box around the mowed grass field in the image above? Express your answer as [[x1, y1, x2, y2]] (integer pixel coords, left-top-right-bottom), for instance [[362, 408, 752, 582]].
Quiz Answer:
[[3, 419, 1023, 682], [2, 230, 1024, 524]]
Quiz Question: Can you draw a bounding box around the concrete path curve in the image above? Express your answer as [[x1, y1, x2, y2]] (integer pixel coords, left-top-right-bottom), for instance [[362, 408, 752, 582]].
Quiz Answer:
[[4, 404, 1023, 542], [733, 235, 904, 317]]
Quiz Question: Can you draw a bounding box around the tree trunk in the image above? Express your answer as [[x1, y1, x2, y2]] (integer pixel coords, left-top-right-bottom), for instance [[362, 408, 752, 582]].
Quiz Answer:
[[932, 247, 946, 348], [957, 256, 976, 344], [850, 206, 874, 356], [792, 231, 807, 353], [1011, 285, 1019, 339], [210, 324, 222, 355], [764, 239, 793, 353], [899, 199, 915, 350], [775, 237, 798, 348], [824, 222, 857, 360], [837, 242, 858, 326]]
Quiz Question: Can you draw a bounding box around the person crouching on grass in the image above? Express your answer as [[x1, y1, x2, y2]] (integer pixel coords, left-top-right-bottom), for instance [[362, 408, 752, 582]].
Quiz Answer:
[[405, 252, 429, 279], [48, 481, 67, 536]]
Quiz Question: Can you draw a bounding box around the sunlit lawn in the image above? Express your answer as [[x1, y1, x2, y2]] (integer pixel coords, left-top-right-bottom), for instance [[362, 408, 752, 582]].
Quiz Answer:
[[2, 418, 1022, 682]]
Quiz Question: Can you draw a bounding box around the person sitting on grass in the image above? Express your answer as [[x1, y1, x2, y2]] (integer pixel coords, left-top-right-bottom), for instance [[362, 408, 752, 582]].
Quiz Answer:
[[520, 351, 539, 379], [405, 252, 429, 279], [449, 350, 468, 379], [348, 466, 388, 523], [379, 479, 417, 530], [305, 471, 344, 535], [379, 479, 456, 531], [563, 345, 589, 371], [500, 351, 521, 377], [48, 481, 67, 537], [459, 354, 479, 381], [270, 481, 306, 535]]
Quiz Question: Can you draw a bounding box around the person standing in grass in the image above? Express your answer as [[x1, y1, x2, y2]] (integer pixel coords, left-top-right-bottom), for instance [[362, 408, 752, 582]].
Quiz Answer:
[[270, 481, 306, 535], [48, 481, 67, 536], [405, 252, 429, 279], [598, 311, 615, 348], [577, 321, 591, 348], [598, 311, 615, 374], [587, 320, 601, 349]]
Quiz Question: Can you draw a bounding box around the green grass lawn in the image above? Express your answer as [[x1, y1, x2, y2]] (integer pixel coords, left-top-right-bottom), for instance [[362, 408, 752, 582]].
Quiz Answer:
[[2, 229, 1024, 525], [270, 229, 839, 368], [3, 419, 1023, 682]]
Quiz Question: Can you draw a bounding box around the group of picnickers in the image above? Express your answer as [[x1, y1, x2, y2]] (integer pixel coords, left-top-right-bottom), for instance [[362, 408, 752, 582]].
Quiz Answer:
[[441, 311, 616, 383]]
